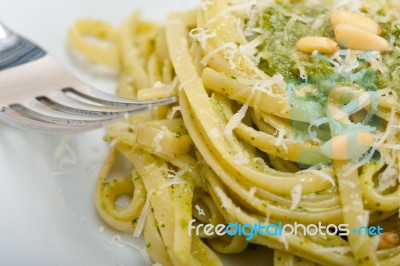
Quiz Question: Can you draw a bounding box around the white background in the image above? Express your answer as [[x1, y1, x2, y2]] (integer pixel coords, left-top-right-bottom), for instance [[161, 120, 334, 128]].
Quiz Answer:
[[0, 0, 272, 265]]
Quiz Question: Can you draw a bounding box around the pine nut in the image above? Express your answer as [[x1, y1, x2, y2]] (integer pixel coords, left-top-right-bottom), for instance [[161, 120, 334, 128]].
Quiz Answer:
[[357, 131, 374, 145], [321, 131, 374, 160], [335, 24, 389, 51], [322, 134, 348, 160], [378, 233, 399, 250], [296, 37, 339, 54], [331, 10, 381, 35]]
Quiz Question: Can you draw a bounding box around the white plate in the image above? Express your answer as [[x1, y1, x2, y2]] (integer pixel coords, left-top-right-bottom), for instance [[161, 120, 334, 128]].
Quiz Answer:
[[0, 0, 272, 265]]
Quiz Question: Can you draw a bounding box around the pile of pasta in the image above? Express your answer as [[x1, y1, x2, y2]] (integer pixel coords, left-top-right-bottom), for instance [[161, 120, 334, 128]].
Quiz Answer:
[[69, 0, 400, 265]]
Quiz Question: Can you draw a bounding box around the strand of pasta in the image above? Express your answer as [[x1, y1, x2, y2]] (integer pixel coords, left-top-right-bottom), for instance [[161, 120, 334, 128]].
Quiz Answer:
[[95, 147, 146, 232], [199, 153, 355, 266], [118, 143, 221, 266], [68, 19, 120, 69], [334, 161, 379, 265], [274, 250, 320, 265], [360, 162, 400, 211]]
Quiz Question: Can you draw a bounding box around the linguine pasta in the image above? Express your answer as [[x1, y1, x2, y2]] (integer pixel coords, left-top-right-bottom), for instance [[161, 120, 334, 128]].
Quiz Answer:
[[69, 0, 400, 265]]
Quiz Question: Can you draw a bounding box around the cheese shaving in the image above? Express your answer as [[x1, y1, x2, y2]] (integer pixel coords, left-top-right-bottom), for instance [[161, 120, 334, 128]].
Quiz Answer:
[[314, 246, 352, 255], [208, 128, 220, 138], [248, 187, 257, 198], [110, 235, 153, 266], [54, 135, 78, 170], [374, 108, 396, 149], [278, 233, 289, 250], [292, 52, 308, 81], [133, 189, 154, 238], [233, 152, 250, 165], [377, 161, 397, 193], [275, 128, 286, 147], [200, 42, 237, 66], [189, 27, 216, 47], [290, 185, 302, 210], [133, 178, 186, 238], [152, 126, 168, 152], [239, 36, 264, 62], [224, 103, 248, 140], [205, 0, 257, 27], [167, 106, 181, 120], [215, 186, 232, 210]]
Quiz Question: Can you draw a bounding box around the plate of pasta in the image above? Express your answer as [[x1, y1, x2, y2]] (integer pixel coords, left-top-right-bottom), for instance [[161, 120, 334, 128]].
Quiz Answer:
[[1, 0, 400, 265]]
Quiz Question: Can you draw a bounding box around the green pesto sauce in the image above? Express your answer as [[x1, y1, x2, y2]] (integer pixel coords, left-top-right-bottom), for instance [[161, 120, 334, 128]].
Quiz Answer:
[[256, 3, 400, 95], [257, 4, 334, 80], [379, 22, 400, 92], [253, 2, 400, 164]]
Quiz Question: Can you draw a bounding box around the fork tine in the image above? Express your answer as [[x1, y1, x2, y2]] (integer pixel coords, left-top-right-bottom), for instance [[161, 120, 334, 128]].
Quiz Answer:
[[63, 87, 177, 108], [0, 106, 98, 134], [38, 92, 143, 117], [9, 99, 147, 126]]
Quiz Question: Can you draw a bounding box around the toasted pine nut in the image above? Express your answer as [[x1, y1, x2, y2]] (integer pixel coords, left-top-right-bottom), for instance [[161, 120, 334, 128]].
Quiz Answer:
[[378, 233, 400, 250], [331, 10, 381, 35], [321, 131, 374, 160], [335, 24, 389, 51], [357, 131, 375, 145], [296, 37, 339, 54], [321, 134, 348, 160]]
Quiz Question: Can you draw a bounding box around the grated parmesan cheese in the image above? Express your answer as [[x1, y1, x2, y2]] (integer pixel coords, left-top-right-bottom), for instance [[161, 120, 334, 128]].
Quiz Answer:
[[239, 36, 264, 62], [374, 108, 396, 149], [189, 27, 216, 48], [248, 187, 257, 198], [204, 0, 257, 27], [208, 128, 220, 138], [133, 189, 154, 238], [110, 235, 153, 266], [357, 210, 370, 226], [215, 186, 232, 210], [314, 246, 352, 255], [290, 185, 302, 210], [224, 103, 249, 140], [53, 135, 78, 170], [133, 178, 187, 238], [311, 15, 325, 30], [275, 128, 286, 147], [201, 0, 215, 10], [233, 152, 250, 165], [278, 233, 289, 250], [292, 52, 308, 81], [342, 162, 363, 177], [377, 161, 398, 193], [200, 42, 237, 66], [166, 106, 181, 120], [235, 17, 247, 44], [152, 126, 168, 152]]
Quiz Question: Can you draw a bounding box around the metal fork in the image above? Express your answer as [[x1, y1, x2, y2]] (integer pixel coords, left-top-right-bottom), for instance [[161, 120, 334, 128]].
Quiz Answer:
[[0, 21, 176, 134]]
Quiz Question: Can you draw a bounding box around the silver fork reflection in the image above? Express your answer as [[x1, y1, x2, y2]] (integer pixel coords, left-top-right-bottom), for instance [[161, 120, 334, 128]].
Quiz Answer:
[[0, 21, 176, 134]]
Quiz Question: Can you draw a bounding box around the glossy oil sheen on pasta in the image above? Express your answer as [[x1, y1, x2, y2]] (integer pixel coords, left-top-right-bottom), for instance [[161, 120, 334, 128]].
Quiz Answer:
[[68, 0, 400, 265]]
